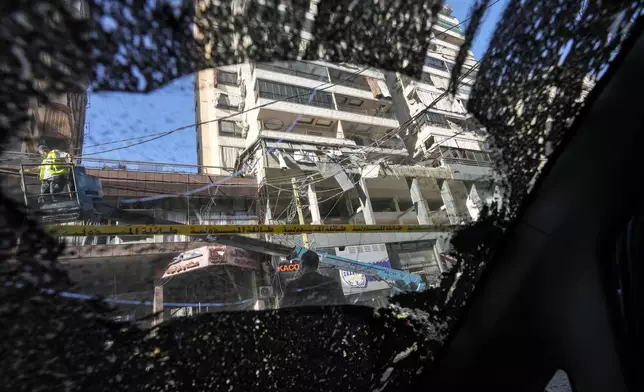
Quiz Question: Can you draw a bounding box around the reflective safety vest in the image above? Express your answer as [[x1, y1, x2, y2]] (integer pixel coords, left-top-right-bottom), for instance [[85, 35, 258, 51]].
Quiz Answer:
[[39, 150, 70, 180]]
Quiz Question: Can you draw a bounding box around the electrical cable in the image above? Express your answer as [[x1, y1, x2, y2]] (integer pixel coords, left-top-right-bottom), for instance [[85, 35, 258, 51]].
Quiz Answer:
[[291, 61, 484, 190], [116, 67, 380, 203], [81, 2, 499, 201], [80, 65, 372, 155]]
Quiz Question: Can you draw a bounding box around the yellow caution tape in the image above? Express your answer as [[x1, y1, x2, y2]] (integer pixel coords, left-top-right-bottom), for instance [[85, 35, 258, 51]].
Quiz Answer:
[[44, 224, 457, 237]]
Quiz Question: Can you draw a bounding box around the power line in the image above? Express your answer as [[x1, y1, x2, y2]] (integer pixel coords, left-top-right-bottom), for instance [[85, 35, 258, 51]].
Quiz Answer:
[[80, 65, 373, 156], [98, 0, 501, 202], [80, 0, 496, 156], [292, 61, 483, 190]]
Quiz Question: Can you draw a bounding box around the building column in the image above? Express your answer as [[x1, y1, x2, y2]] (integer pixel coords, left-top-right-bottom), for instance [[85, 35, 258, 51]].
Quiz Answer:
[[410, 178, 432, 224], [345, 193, 355, 216], [433, 235, 449, 273], [440, 180, 471, 225], [264, 194, 273, 224], [307, 184, 322, 224], [336, 120, 346, 139], [152, 285, 164, 326], [467, 183, 495, 221], [250, 270, 264, 311], [392, 197, 404, 224], [358, 178, 376, 224]]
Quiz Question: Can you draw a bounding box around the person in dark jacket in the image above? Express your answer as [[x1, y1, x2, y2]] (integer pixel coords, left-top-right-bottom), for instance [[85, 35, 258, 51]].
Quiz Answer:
[[281, 250, 346, 308]]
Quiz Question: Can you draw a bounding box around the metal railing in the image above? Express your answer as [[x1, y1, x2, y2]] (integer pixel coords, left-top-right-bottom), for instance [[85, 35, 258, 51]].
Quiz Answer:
[[336, 104, 397, 120], [435, 19, 463, 33], [440, 157, 494, 168], [256, 62, 329, 82], [258, 91, 334, 109], [262, 127, 336, 138], [216, 95, 243, 110], [19, 163, 81, 208], [331, 77, 371, 91], [79, 157, 234, 174]]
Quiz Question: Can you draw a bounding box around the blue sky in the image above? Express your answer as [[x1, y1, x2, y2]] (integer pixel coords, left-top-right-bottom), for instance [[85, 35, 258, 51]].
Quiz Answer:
[[83, 0, 507, 166]]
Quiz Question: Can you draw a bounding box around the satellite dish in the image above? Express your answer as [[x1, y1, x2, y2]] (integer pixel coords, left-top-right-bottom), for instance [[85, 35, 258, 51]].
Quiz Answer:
[[264, 119, 284, 131]]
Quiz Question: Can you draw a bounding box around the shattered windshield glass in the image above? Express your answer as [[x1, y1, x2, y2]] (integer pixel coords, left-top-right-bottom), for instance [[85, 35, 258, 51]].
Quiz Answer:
[[1, 0, 642, 391]]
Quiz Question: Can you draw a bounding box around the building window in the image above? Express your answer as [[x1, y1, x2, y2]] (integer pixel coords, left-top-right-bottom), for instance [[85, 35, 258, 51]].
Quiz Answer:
[[216, 93, 241, 110], [257, 79, 333, 109], [297, 116, 315, 125], [421, 111, 450, 128], [220, 146, 243, 168], [425, 57, 448, 71], [218, 120, 243, 138], [217, 71, 238, 85], [458, 84, 472, 96], [424, 136, 435, 150], [315, 119, 333, 127]]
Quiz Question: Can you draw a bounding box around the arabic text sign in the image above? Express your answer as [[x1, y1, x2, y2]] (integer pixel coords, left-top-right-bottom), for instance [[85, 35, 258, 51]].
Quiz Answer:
[[163, 245, 259, 277], [224, 247, 258, 269], [162, 249, 210, 278], [44, 223, 456, 237], [209, 246, 258, 269]]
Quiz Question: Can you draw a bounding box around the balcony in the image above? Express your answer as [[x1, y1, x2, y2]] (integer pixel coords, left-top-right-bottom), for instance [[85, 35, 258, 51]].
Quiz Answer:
[[434, 19, 462, 33], [255, 62, 329, 82], [258, 129, 355, 147], [215, 94, 244, 110], [336, 104, 397, 120], [257, 90, 334, 109], [429, 146, 494, 168], [328, 68, 371, 91], [348, 134, 406, 153], [432, 19, 465, 46]]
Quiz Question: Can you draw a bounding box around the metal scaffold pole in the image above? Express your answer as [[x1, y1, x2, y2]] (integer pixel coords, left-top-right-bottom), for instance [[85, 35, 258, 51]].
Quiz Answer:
[[291, 178, 311, 249]]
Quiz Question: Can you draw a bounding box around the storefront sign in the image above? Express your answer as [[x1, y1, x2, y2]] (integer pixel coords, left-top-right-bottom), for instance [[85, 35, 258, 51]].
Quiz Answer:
[[163, 250, 209, 278], [163, 245, 259, 278], [207, 245, 227, 265], [278, 263, 300, 273], [207, 246, 258, 269], [276, 262, 331, 273], [225, 247, 258, 269], [340, 260, 392, 288], [335, 244, 393, 294]]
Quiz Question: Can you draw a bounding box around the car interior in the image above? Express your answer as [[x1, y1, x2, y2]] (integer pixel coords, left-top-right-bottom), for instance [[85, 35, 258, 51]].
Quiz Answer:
[[420, 20, 644, 392]]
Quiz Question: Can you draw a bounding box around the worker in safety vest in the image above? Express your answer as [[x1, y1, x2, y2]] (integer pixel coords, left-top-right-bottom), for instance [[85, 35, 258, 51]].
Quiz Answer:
[[33, 144, 72, 203]]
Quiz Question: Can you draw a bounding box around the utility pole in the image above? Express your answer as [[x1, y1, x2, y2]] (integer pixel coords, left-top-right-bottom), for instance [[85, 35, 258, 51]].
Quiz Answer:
[[291, 178, 311, 248]]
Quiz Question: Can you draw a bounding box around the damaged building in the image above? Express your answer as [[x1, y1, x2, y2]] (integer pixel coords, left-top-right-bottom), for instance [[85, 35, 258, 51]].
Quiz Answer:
[[194, 3, 500, 306]]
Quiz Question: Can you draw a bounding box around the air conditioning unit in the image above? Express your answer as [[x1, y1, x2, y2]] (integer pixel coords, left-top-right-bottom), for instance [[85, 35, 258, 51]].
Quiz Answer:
[[240, 82, 246, 97], [259, 286, 273, 298]]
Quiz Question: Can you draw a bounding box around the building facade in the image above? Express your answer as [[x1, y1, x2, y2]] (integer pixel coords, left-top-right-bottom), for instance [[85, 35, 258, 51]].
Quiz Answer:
[[194, 3, 499, 306], [7, 0, 90, 157]]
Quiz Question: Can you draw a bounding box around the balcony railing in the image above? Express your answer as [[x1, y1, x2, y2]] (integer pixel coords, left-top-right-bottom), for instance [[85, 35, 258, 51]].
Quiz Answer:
[[331, 77, 371, 91], [440, 157, 494, 168], [336, 104, 397, 120], [256, 62, 329, 82], [435, 19, 462, 33], [431, 147, 494, 168], [258, 91, 334, 109], [375, 138, 406, 150], [261, 127, 335, 139]]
